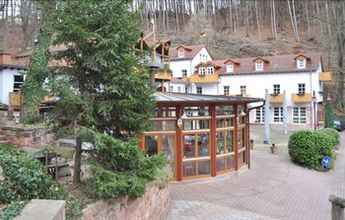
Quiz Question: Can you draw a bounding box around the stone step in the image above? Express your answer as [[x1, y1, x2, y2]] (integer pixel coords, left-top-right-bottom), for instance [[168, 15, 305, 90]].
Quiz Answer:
[[0, 140, 9, 145]]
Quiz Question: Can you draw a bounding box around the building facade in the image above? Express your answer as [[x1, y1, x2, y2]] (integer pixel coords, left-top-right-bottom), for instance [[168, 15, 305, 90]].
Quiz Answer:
[[168, 47, 332, 127], [169, 45, 212, 93]]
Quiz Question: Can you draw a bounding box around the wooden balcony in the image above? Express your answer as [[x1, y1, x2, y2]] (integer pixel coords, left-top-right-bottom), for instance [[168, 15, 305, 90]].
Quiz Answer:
[[291, 93, 312, 103], [188, 74, 219, 84], [320, 71, 332, 82], [154, 69, 172, 81], [269, 94, 284, 104], [9, 92, 22, 110]]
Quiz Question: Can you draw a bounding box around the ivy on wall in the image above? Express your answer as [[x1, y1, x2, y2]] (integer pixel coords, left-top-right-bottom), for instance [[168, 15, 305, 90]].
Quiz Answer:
[[22, 1, 55, 123]]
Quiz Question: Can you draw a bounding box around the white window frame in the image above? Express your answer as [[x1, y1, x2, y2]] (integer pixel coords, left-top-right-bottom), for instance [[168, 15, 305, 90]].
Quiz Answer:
[[182, 69, 188, 77], [207, 66, 214, 75], [298, 83, 306, 95], [178, 48, 184, 58], [273, 84, 280, 95], [273, 107, 284, 123], [196, 86, 202, 94], [297, 58, 306, 69], [226, 64, 234, 73], [169, 85, 174, 92], [199, 67, 206, 76], [223, 86, 230, 96], [255, 61, 264, 71], [255, 107, 265, 123], [293, 107, 307, 124], [177, 86, 181, 93], [13, 74, 24, 92], [240, 85, 246, 96]]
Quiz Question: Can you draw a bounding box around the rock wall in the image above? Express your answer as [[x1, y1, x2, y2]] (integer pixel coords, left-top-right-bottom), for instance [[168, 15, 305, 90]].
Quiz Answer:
[[82, 183, 170, 220], [0, 126, 55, 147]]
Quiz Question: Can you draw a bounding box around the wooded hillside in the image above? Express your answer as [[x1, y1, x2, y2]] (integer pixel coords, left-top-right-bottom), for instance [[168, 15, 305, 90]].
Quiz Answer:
[[1, 0, 345, 109]]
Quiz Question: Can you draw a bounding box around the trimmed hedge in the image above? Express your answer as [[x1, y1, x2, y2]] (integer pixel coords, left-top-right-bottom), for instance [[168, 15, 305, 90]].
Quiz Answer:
[[288, 129, 337, 170], [318, 128, 340, 146]]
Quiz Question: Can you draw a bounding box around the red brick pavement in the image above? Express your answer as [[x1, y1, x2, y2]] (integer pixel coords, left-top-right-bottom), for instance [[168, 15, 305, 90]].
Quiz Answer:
[[168, 132, 345, 220]]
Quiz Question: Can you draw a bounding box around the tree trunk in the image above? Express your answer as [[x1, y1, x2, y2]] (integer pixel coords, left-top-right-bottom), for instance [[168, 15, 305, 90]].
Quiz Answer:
[[73, 136, 82, 185], [255, 0, 261, 39]]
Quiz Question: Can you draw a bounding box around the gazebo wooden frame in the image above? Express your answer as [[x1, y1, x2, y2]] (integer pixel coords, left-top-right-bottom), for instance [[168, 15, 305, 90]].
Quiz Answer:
[[139, 92, 263, 181]]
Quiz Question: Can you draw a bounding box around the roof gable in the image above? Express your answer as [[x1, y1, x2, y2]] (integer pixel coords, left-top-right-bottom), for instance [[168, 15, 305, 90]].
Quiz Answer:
[[217, 53, 322, 75], [253, 57, 270, 63], [170, 44, 207, 61]]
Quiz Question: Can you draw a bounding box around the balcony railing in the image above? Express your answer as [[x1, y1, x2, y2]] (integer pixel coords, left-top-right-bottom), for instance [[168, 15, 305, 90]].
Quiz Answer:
[[269, 94, 283, 104], [320, 72, 332, 82], [291, 93, 312, 103], [9, 92, 22, 110], [188, 74, 219, 84]]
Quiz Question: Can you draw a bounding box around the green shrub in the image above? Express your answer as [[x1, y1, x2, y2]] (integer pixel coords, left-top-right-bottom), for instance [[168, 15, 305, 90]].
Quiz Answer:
[[0, 145, 65, 203], [325, 102, 335, 128], [65, 197, 83, 220], [88, 133, 166, 199], [288, 130, 334, 169], [0, 201, 26, 220], [318, 128, 340, 146]]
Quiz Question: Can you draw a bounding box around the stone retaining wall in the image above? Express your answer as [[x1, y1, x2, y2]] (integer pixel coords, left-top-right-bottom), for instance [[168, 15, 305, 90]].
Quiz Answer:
[[0, 126, 55, 147], [82, 183, 170, 220], [15, 200, 65, 220]]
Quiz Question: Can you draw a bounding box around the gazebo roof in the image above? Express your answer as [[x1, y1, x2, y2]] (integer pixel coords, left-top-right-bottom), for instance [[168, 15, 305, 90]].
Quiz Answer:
[[154, 92, 263, 106]]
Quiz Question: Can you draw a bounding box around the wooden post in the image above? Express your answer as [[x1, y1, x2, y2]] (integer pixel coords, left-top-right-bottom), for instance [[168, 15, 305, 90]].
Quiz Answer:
[[245, 105, 251, 169], [138, 134, 145, 151], [329, 195, 345, 220], [209, 104, 216, 177], [175, 105, 182, 181], [233, 104, 239, 171], [55, 153, 58, 181]]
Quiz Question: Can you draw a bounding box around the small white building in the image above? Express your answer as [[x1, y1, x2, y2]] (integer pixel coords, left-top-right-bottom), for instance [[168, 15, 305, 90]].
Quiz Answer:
[[0, 52, 26, 108], [169, 45, 212, 93], [168, 51, 332, 128]]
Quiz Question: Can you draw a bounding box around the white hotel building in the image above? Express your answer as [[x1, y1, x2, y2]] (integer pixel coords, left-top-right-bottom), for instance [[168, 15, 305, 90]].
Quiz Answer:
[[168, 45, 332, 127]]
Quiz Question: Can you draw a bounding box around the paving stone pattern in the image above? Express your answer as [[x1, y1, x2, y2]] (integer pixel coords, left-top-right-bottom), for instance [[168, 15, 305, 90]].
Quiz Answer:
[[168, 132, 345, 220]]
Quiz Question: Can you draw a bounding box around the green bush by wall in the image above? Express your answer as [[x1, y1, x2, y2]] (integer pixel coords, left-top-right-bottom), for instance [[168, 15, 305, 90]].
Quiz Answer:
[[288, 129, 337, 170], [88, 133, 166, 200]]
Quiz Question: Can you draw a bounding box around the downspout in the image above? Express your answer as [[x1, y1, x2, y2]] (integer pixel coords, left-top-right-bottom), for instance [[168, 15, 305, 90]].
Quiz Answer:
[[309, 70, 314, 129]]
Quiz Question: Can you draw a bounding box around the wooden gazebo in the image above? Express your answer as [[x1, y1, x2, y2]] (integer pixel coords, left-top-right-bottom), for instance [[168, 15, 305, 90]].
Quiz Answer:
[[139, 92, 263, 181]]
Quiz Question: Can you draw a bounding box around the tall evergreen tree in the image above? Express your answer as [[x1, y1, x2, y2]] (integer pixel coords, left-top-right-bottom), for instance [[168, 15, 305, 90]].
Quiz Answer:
[[49, 0, 154, 184], [50, 0, 154, 138]]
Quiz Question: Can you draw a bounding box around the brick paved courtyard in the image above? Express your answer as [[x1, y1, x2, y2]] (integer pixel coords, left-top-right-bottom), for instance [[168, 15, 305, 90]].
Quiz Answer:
[[167, 131, 345, 220]]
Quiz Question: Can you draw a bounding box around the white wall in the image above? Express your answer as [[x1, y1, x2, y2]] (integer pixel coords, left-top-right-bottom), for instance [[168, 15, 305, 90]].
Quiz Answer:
[[191, 48, 212, 72], [169, 60, 192, 78], [169, 83, 186, 93], [219, 67, 322, 126], [0, 69, 19, 105], [169, 47, 212, 78], [190, 83, 218, 95], [219, 70, 322, 106]]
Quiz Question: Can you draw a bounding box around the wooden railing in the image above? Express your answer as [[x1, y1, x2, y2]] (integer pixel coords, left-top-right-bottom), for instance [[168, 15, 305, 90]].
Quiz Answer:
[[9, 92, 22, 110]]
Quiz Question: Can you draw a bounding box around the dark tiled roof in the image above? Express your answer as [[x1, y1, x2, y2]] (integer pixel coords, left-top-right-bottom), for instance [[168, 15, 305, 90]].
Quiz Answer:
[[170, 45, 206, 61], [154, 92, 263, 106], [214, 53, 321, 75]]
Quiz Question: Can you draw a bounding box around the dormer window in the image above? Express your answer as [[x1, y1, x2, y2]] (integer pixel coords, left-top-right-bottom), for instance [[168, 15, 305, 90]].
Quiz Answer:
[[177, 48, 184, 58], [297, 58, 306, 69], [199, 67, 206, 76], [255, 61, 264, 71], [207, 66, 214, 74], [226, 64, 233, 73]]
